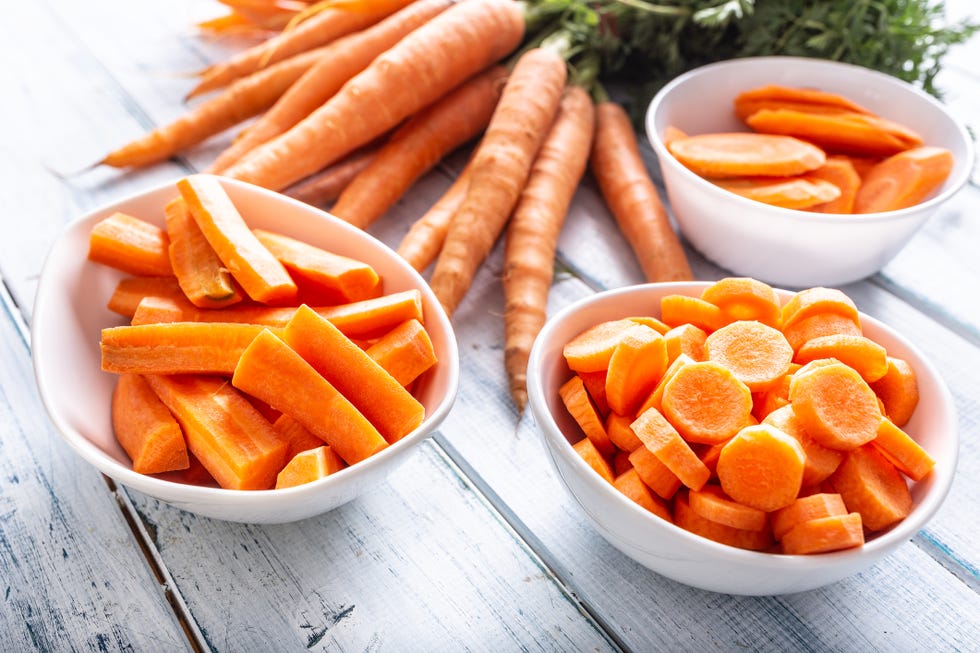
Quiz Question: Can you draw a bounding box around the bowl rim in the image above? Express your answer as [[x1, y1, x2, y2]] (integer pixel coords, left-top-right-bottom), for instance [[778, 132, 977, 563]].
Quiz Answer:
[[30, 175, 461, 504], [527, 280, 959, 565], [645, 55, 975, 224]]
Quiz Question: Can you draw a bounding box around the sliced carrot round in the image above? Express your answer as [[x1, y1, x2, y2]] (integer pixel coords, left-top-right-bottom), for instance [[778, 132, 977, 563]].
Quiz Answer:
[[562, 318, 636, 373], [762, 404, 843, 487], [704, 320, 794, 392], [613, 469, 673, 521], [667, 132, 826, 178], [689, 484, 768, 532], [712, 176, 841, 210], [783, 312, 862, 351], [853, 146, 953, 213], [700, 277, 781, 328], [660, 294, 728, 332], [559, 375, 616, 458], [673, 492, 774, 551], [604, 324, 668, 416], [780, 286, 861, 331], [717, 424, 806, 512], [828, 444, 912, 531], [661, 361, 753, 445], [663, 323, 707, 364], [795, 333, 888, 382], [788, 361, 881, 451], [780, 513, 864, 555], [770, 492, 848, 541], [869, 356, 919, 427]]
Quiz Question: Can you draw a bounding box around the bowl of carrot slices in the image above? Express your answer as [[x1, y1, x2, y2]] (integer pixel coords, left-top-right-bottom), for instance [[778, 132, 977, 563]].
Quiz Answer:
[[526, 278, 957, 595], [32, 174, 459, 523], [645, 56, 973, 288]]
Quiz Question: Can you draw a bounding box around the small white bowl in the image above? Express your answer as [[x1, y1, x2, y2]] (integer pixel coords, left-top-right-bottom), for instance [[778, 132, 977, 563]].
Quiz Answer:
[[645, 56, 974, 288], [526, 282, 957, 595], [32, 175, 459, 523]]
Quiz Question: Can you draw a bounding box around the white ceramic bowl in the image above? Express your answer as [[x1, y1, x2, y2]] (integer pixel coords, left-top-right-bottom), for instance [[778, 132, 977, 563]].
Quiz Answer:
[[32, 175, 459, 523], [526, 282, 958, 595], [645, 56, 974, 288]]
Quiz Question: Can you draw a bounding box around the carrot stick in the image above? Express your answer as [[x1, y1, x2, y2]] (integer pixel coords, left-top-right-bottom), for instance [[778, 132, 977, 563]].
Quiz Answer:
[[667, 132, 826, 178], [559, 375, 616, 458], [704, 320, 794, 392], [631, 407, 711, 491], [272, 413, 326, 460], [209, 0, 451, 172], [780, 286, 861, 331], [396, 161, 473, 272], [762, 404, 843, 487], [688, 484, 768, 532], [829, 444, 912, 531], [788, 360, 882, 451], [717, 424, 806, 512], [144, 374, 288, 490], [591, 101, 692, 283], [869, 356, 919, 427], [613, 469, 673, 521], [130, 296, 193, 326], [780, 512, 864, 554], [177, 175, 298, 304], [502, 85, 596, 410], [187, 0, 411, 99], [112, 374, 189, 474], [770, 492, 848, 541], [223, 0, 526, 191], [661, 361, 753, 445], [88, 213, 172, 277], [429, 47, 567, 315], [232, 328, 389, 464], [282, 144, 380, 207], [604, 324, 668, 417], [872, 418, 935, 481], [107, 276, 185, 318], [276, 445, 347, 489], [364, 319, 438, 387], [164, 197, 243, 309], [853, 146, 954, 213]]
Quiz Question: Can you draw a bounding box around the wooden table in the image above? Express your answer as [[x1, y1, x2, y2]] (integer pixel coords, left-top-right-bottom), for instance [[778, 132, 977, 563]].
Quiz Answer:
[[3, 1, 978, 650]]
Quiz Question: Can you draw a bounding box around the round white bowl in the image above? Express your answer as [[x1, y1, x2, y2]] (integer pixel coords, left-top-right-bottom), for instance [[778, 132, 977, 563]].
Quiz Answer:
[[526, 282, 958, 595], [32, 175, 459, 523], [645, 56, 974, 288]]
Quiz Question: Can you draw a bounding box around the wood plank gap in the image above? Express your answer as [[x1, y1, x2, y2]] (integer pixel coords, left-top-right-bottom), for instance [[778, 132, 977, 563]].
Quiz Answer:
[[431, 432, 630, 653], [870, 275, 980, 348], [0, 275, 29, 349], [912, 531, 980, 594]]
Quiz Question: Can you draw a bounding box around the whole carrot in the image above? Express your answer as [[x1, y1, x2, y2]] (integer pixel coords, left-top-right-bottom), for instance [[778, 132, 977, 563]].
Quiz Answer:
[[428, 47, 567, 316], [331, 65, 508, 229], [223, 0, 526, 191], [283, 144, 381, 206], [591, 101, 693, 282], [187, 0, 412, 99], [396, 160, 473, 272], [208, 0, 452, 173], [503, 85, 595, 411]]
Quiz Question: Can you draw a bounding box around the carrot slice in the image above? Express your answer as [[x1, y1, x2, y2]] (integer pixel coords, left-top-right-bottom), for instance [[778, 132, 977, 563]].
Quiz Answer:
[[562, 318, 637, 373], [275, 446, 347, 489], [780, 513, 864, 555], [628, 446, 682, 500], [667, 132, 825, 178], [673, 493, 773, 551], [631, 407, 711, 491], [782, 312, 862, 351], [112, 374, 189, 474], [829, 444, 912, 531], [804, 156, 862, 214], [573, 437, 615, 484], [272, 413, 327, 461], [578, 370, 610, 417], [762, 404, 843, 487], [780, 286, 861, 331], [629, 315, 671, 335], [688, 484, 767, 532], [717, 424, 806, 512], [604, 324, 668, 416], [661, 361, 753, 445], [612, 449, 633, 477], [734, 85, 872, 122], [144, 374, 288, 490], [795, 333, 888, 382], [177, 175, 298, 304], [745, 109, 923, 157], [662, 125, 688, 146], [164, 197, 243, 308], [364, 319, 438, 387], [869, 356, 919, 427], [89, 212, 173, 277], [770, 492, 848, 541], [704, 320, 794, 392], [751, 363, 801, 422], [712, 175, 841, 210], [663, 323, 707, 364], [232, 329, 389, 465], [253, 228, 381, 303], [853, 146, 954, 213], [698, 442, 725, 480], [107, 276, 185, 318], [613, 469, 673, 521], [559, 375, 616, 458], [789, 360, 882, 451], [660, 295, 727, 332], [605, 411, 643, 453], [872, 418, 935, 481], [700, 277, 781, 328], [635, 353, 695, 416]]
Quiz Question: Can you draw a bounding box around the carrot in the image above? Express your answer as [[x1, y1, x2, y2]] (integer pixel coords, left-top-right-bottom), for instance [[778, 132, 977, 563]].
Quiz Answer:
[[631, 407, 711, 491], [872, 418, 935, 481], [700, 277, 781, 328], [209, 0, 451, 172], [151, 451, 217, 487], [629, 316, 671, 335], [780, 286, 861, 331], [224, 0, 526, 191], [501, 86, 596, 411], [275, 445, 347, 489], [869, 356, 919, 427], [660, 295, 727, 332], [828, 444, 912, 531], [130, 296, 192, 326], [144, 374, 288, 490], [782, 312, 862, 352], [745, 109, 924, 157], [712, 175, 841, 210], [794, 333, 888, 382], [734, 84, 872, 122], [717, 424, 806, 512], [572, 437, 615, 484], [604, 324, 668, 416], [591, 101, 693, 282], [845, 154, 884, 179], [88, 213, 172, 277], [634, 353, 695, 417], [164, 197, 244, 309], [283, 305, 425, 442], [667, 132, 826, 178], [612, 449, 633, 477], [673, 492, 773, 551], [253, 228, 380, 303], [788, 360, 882, 451], [112, 374, 189, 474], [804, 156, 862, 214], [704, 320, 794, 392], [282, 144, 380, 207], [232, 328, 389, 464], [751, 364, 800, 421], [579, 370, 609, 417], [563, 318, 638, 373], [688, 484, 768, 532], [177, 176, 297, 304], [663, 323, 706, 364], [559, 375, 616, 458], [102, 46, 331, 169], [762, 404, 843, 487], [272, 413, 326, 460], [698, 443, 725, 480], [187, 0, 411, 98], [101, 322, 273, 375], [661, 361, 753, 445], [853, 146, 954, 213], [770, 492, 848, 541], [107, 276, 185, 318], [605, 411, 643, 453], [661, 125, 688, 146], [364, 319, 438, 387], [780, 512, 865, 554], [396, 161, 473, 272], [613, 469, 673, 521], [332, 65, 508, 230], [429, 48, 567, 316], [627, 446, 682, 500]]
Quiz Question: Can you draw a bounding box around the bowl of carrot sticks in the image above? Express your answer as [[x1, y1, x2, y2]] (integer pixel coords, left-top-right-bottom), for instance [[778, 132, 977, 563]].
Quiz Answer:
[[645, 56, 973, 288], [32, 174, 459, 523], [526, 278, 957, 595]]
